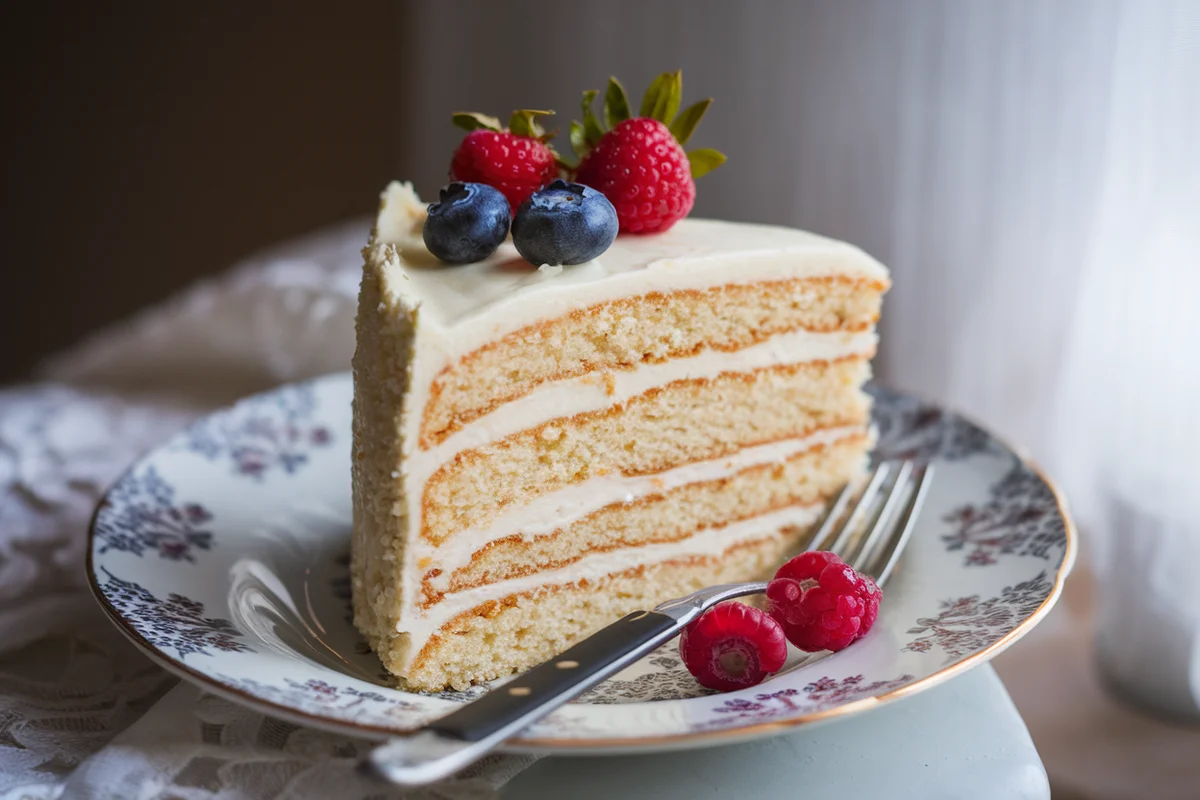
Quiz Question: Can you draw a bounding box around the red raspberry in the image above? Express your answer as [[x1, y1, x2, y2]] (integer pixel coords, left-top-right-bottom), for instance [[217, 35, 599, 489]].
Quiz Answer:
[[766, 552, 882, 653], [450, 129, 558, 211], [679, 601, 788, 692], [575, 118, 695, 235]]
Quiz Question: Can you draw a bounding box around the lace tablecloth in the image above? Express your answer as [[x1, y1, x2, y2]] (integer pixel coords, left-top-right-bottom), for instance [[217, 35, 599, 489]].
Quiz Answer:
[[4, 219, 1198, 800], [0, 222, 534, 799]]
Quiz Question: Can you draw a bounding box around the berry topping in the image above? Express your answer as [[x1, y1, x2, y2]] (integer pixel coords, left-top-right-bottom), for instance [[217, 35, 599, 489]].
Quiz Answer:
[[511, 179, 618, 266], [679, 601, 788, 692], [449, 110, 560, 211], [422, 182, 510, 264], [570, 72, 726, 234], [766, 551, 881, 653]]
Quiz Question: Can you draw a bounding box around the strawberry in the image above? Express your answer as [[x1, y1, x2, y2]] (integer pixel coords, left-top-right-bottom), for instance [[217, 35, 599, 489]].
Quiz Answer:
[[449, 109, 560, 211], [571, 71, 726, 234]]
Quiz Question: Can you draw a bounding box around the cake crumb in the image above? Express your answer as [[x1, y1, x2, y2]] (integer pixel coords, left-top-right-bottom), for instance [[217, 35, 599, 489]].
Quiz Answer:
[[418, 557, 432, 570], [651, 477, 665, 489], [602, 372, 617, 396]]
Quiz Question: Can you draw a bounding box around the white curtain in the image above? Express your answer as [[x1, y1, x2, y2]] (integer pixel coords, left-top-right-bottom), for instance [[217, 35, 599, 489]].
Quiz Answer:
[[397, 0, 1198, 564], [399, 1, 1200, 794]]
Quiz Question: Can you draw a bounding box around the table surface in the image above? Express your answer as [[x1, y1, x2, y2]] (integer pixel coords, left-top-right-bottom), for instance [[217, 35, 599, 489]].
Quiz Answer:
[[504, 665, 1049, 800]]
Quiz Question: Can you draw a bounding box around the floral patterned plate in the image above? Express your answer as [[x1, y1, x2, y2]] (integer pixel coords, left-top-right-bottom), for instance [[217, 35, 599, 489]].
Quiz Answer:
[[87, 373, 1075, 753]]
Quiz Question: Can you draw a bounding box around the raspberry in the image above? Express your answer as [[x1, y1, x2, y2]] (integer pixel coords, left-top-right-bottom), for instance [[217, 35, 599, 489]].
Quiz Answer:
[[450, 129, 558, 211], [766, 552, 881, 653], [679, 601, 788, 692], [575, 118, 695, 235]]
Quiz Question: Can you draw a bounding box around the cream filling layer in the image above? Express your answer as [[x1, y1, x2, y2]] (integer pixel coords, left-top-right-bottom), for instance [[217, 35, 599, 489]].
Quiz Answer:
[[398, 326, 876, 624], [410, 327, 877, 484], [413, 425, 866, 595], [396, 502, 825, 658]]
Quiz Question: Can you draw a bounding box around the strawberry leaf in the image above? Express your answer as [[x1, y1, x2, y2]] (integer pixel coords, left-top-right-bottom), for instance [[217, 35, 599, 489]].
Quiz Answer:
[[570, 120, 589, 160], [641, 70, 682, 124], [687, 148, 727, 179], [580, 89, 605, 146], [638, 73, 668, 118], [669, 98, 712, 146], [508, 109, 554, 139], [604, 77, 632, 129], [556, 150, 579, 171], [452, 112, 503, 133]]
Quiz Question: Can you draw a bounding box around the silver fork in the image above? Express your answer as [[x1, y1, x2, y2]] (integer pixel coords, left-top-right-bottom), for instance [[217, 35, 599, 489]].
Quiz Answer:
[[366, 459, 935, 786]]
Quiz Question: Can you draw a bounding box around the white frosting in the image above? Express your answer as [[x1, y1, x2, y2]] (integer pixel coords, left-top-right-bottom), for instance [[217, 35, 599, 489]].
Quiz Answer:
[[370, 181, 889, 365], [415, 425, 865, 594], [410, 328, 877, 484], [365, 182, 887, 664], [398, 502, 825, 651]]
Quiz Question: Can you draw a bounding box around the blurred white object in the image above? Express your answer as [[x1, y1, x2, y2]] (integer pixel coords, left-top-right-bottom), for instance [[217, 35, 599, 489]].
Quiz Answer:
[[1097, 495, 1200, 718], [1052, 5, 1200, 718]]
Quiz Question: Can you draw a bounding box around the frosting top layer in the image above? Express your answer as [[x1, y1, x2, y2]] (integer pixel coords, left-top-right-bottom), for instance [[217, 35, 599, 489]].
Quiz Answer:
[[370, 181, 889, 337]]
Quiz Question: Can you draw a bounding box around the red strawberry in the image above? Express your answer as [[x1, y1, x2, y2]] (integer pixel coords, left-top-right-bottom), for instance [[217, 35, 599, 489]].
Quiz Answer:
[[449, 109, 560, 211], [571, 72, 726, 234]]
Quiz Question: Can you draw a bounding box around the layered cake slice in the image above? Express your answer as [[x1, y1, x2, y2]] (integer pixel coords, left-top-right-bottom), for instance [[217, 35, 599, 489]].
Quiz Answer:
[[351, 182, 889, 690]]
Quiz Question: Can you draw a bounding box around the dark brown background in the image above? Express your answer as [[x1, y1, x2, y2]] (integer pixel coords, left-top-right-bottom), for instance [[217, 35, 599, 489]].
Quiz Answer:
[[1, 2, 406, 382]]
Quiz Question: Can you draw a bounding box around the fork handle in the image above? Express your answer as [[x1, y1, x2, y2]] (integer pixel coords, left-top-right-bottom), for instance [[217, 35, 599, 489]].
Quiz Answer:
[[430, 610, 680, 741], [368, 610, 683, 785]]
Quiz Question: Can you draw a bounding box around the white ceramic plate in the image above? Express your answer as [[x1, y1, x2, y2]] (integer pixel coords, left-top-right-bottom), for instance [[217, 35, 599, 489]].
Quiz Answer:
[[88, 373, 1074, 753]]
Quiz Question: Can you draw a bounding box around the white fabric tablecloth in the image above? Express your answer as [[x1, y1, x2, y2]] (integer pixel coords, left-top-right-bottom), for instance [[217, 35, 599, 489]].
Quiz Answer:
[[3, 219, 1198, 799], [0, 222, 533, 800]]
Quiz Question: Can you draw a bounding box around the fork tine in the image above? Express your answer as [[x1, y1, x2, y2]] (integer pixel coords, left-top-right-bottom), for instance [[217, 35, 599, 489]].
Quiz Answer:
[[868, 463, 935, 586], [823, 461, 895, 557], [805, 479, 860, 552], [847, 460, 915, 575]]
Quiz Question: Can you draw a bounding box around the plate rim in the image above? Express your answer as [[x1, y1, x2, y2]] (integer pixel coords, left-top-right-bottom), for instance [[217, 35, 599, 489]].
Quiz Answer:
[[85, 372, 1077, 751]]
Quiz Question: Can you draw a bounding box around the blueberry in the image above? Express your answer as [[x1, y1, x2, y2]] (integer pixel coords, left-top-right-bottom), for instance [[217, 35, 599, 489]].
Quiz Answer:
[[511, 179, 618, 266], [423, 182, 510, 264]]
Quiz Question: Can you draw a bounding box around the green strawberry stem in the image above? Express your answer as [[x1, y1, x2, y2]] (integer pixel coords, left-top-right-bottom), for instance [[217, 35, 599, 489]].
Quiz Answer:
[[687, 148, 727, 179], [451, 112, 503, 133], [604, 77, 632, 129], [640, 70, 682, 125], [508, 109, 554, 140], [571, 70, 725, 178], [452, 109, 557, 144], [670, 99, 712, 146]]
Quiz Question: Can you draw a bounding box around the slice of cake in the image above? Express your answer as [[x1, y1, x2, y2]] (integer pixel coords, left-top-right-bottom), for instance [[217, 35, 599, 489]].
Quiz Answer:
[[351, 182, 889, 690]]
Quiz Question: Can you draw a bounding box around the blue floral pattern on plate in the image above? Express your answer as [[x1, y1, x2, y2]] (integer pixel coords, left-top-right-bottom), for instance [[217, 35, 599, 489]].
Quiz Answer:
[[93, 467, 214, 562], [173, 384, 333, 480], [88, 373, 1074, 751], [99, 568, 250, 659]]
